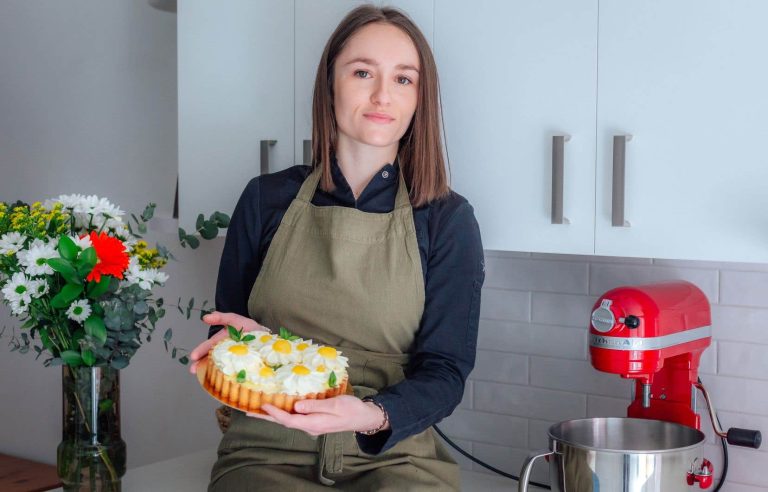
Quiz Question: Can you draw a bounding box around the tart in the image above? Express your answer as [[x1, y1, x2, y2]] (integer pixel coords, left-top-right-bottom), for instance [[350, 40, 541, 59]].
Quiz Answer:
[[199, 326, 350, 414]]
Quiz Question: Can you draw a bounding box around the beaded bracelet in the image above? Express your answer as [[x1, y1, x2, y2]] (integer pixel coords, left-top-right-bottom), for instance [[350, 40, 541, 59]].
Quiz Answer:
[[357, 396, 389, 435]]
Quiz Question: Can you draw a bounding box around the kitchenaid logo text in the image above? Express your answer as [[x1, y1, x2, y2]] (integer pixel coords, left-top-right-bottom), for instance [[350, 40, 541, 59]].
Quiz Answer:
[[589, 326, 712, 351]]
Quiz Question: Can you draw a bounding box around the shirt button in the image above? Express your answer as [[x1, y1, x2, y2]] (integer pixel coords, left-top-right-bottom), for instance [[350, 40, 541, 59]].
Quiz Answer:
[[382, 171, 390, 179]]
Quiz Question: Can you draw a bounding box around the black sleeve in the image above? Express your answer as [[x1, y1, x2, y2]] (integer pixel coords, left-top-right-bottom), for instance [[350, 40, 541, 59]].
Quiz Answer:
[[356, 201, 485, 454], [208, 177, 264, 339]]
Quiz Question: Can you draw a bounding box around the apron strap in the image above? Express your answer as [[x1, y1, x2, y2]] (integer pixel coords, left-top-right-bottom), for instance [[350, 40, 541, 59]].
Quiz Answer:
[[296, 164, 412, 209]]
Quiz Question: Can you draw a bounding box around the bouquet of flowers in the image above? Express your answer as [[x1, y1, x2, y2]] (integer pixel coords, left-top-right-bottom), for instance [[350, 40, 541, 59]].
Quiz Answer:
[[0, 195, 218, 368], [0, 194, 227, 491]]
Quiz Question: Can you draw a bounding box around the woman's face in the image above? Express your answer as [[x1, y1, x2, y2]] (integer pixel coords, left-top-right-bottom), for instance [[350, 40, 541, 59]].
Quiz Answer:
[[332, 22, 420, 151]]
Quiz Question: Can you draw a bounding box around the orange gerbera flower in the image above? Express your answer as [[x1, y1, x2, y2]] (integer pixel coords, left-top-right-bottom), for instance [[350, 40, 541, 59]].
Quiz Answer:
[[86, 231, 130, 282]]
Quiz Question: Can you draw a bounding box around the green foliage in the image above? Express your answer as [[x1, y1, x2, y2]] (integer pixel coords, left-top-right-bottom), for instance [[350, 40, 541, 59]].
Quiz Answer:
[[279, 326, 300, 341], [328, 371, 337, 389]]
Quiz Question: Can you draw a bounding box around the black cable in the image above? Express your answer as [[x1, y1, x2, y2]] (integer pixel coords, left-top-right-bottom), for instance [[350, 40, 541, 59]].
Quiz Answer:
[[432, 424, 552, 490], [713, 416, 728, 491]]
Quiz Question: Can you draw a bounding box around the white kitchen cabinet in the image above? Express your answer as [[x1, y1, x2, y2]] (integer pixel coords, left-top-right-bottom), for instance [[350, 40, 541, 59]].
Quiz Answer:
[[178, 0, 294, 233], [294, 0, 434, 165], [595, 0, 768, 262], [434, 0, 599, 254]]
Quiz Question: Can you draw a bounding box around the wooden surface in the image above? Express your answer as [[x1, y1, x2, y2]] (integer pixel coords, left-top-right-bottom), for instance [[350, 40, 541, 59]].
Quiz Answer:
[[0, 453, 62, 492]]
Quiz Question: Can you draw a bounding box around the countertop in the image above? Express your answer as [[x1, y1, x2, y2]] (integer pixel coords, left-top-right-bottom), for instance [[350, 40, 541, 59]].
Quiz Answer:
[[50, 448, 548, 491]]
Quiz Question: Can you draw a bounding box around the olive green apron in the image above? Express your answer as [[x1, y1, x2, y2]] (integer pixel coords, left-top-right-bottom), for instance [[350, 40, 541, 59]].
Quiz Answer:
[[208, 166, 460, 491]]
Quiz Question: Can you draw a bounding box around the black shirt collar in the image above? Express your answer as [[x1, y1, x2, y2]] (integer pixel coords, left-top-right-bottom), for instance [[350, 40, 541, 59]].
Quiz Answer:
[[319, 155, 399, 213]]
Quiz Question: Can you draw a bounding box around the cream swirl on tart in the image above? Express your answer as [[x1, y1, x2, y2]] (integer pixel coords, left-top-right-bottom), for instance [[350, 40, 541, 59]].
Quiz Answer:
[[274, 363, 330, 396], [211, 339, 264, 376], [301, 345, 349, 373], [258, 337, 302, 366]]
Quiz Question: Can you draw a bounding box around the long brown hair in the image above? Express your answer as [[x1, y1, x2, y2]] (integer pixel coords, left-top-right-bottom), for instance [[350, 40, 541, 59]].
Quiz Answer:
[[311, 4, 449, 207]]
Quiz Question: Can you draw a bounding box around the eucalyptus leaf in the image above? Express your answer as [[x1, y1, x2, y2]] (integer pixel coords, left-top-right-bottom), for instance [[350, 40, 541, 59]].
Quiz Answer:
[[141, 203, 156, 222], [199, 221, 218, 240], [186, 298, 194, 320], [133, 301, 149, 315], [178, 356, 189, 365], [185, 235, 200, 249], [163, 328, 172, 342], [212, 211, 230, 228], [110, 356, 129, 369]]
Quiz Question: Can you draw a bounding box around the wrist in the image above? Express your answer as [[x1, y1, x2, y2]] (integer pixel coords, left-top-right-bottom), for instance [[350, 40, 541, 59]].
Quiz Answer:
[[357, 397, 390, 435]]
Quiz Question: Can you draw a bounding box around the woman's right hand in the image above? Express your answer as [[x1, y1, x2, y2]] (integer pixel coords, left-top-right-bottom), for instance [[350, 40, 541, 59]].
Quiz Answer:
[[189, 311, 269, 374]]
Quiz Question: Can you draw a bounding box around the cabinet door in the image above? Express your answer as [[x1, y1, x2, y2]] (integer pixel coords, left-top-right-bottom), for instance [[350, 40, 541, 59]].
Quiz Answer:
[[294, 0, 434, 165], [434, 0, 598, 254], [178, 0, 294, 233], [596, 1, 768, 262]]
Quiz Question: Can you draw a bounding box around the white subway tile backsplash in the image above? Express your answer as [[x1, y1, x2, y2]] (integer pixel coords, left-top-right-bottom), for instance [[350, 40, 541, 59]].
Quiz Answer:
[[459, 380, 473, 410], [528, 419, 555, 450], [720, 270, 768, 307], [699, 341, 717, 375], [474, 381, 586, 421], [484, 250, 532, 259], [590, 263, 719, 301], [530, 356, 632, 399], [477, 320, 587, 360], [471, 442, 549, 486], [479, 288, 530, 321], [470, 350, 528, 385], [533, 253, 653, 264], [440, 409, 528, 448], [438, 436, 474, 471], [586, 395, 631, 418], [717, 341, 768, 381], [530, 292, 597, 327], [483, 257, 589, 294], [711, 305, 768, 344], [698, 375, 768, 415]]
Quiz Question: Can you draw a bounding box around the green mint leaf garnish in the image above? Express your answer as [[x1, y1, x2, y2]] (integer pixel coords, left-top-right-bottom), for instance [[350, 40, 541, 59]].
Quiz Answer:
[[227, 325, 240, 341], [328, 371, 337, 388], [271, 364, 282, 370], [279, 326, 293, 339], [241, 334, 256, 342], [236, 369, 246, 383], [288, 335, 300, 341]]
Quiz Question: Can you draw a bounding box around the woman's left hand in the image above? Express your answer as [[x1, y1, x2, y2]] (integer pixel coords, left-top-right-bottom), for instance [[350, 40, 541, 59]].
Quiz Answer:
[[246, 395, 388, 436]]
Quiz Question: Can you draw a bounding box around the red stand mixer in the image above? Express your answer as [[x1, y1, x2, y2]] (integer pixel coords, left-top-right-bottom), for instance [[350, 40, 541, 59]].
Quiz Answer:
[[590, 280, 762, 488]]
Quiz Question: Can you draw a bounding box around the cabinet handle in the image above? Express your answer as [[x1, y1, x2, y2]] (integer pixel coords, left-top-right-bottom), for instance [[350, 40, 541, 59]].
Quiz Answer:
[[303, 139, 312, 165], [612, 134, 633, 227], [260, 140, 277, 174], [551, 135, 571, 225]]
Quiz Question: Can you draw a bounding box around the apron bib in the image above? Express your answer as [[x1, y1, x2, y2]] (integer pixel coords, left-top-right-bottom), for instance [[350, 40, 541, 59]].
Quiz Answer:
[[208, 166, 459, 491]]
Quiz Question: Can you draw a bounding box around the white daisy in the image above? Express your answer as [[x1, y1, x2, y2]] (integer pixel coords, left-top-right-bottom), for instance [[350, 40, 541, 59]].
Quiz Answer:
[[70, 234, 92, 251], [1, 272, 34, 304], [0, 232, 26, 256], [125, 262, 168, 290], [46, 194, 86, 211], [17, 240, 59, 276], [66, 299, 92, 323], [28, 278, 49, 298], [9, 297, 29, 316]]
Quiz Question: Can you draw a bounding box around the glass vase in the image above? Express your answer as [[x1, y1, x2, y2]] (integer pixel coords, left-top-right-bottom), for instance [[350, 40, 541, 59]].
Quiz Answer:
[[57, 365, 127, 492]]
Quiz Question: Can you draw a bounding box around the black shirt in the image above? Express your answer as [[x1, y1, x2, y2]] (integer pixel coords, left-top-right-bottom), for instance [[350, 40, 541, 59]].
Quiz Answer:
[[212, 157, 485, 454]]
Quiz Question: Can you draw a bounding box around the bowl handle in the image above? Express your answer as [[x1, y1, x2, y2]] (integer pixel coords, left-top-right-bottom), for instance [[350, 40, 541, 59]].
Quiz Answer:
[[518, 448, 553, 492]]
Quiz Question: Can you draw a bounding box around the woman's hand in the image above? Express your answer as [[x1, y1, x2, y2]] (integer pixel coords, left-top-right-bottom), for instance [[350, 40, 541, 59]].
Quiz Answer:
[[188, 311, 268, 374], [246, 395, 390, 436]]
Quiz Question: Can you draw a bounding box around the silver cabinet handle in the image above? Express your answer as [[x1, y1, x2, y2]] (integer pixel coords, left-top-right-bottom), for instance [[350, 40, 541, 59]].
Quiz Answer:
[[260, 140, 277, 174], [303, 139, 312, 165], [551, 135, 571, 225], [612, 134, 633, 227]]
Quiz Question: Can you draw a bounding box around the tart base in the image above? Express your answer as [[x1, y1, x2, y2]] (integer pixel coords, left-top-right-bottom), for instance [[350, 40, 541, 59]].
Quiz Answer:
[[196, 354, 350, 414]]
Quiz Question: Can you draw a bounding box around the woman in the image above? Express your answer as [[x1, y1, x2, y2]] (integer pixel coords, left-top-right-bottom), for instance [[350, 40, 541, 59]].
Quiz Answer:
[[189, 5, 484, 490]]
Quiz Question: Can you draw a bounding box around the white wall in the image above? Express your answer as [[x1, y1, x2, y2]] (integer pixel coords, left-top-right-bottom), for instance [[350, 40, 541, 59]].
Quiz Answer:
[[0, 0, 223, 468]]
